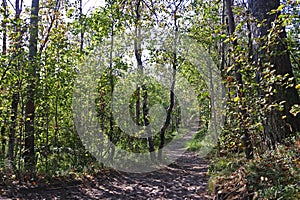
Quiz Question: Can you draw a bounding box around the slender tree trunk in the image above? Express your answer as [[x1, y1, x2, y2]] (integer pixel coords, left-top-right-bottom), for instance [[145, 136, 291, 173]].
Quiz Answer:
[[134, 0, 156, 161], [2, 0, 7, 54], [136, 87, 140, 125], [24, 0, 39, 172], [1, 0, 8, 158], [142, 85, 155, 160], [220, 0, 226, 72], [79, 0, 84, 53], [226, 0, 253, 159], [45, 87, 49, 174], [249, 0, 300, 148], [135, 0, 141, 127], [8, 0, 22, 166], [217, 0, 226, 157], [108, 0, 115, 162], [17, 98, 24, 172], [9, 93, 19, 162], [158, 3, 180, 161], [53, 82, 59, 171], [0, 127, 5, 158]]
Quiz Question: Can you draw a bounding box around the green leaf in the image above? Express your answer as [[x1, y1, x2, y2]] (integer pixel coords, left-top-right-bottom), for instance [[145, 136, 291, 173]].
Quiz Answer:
[[277, 4, 285, 11], [221, 34, 227, 38], [233, 97, 240, 102]]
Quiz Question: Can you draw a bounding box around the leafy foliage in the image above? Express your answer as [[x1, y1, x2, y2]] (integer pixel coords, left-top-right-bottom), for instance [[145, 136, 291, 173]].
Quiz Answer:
[[0, 0, 299, 199]]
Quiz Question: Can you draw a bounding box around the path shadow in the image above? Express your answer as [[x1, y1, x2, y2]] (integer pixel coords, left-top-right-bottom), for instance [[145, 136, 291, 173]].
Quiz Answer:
[[1, 152, 212, 199]]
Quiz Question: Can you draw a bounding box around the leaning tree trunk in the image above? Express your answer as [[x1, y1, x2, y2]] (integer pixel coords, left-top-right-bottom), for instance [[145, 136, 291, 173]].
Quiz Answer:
[[24, 0, 39, 172], [249, 0, 300, 148], [158, 7, 178, 161]]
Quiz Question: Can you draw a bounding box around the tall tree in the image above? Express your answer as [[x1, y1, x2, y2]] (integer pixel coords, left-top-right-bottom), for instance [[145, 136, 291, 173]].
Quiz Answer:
[[249, 0, 300, 148], [133, 0, 156, 161], [108, 0, 115, 162], [225, 0, 253, 159], [8, 0, 22, 165], [24, 0, 39, 172], [79, 0, 84, 53], [0, 0, 8, 159], [2, 0, 7, 54], [158, 0, 181, 161]]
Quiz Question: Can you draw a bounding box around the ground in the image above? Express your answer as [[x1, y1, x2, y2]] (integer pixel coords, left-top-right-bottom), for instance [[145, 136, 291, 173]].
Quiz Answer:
[[1, 152, 213, 199]]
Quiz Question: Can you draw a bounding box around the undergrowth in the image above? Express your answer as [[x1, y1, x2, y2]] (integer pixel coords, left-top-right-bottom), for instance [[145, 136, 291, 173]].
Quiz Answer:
[[205, 138, 300, 200]]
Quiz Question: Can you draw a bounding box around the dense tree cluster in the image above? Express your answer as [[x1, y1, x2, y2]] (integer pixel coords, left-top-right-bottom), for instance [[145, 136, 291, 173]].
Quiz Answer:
[[0, 0, 299, 198]]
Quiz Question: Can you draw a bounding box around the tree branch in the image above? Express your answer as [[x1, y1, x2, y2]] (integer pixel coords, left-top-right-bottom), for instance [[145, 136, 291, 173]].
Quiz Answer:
[[39, 0, 60, 53]]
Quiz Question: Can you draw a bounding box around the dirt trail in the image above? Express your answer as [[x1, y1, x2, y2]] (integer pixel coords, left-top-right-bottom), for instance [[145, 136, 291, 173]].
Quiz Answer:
[[1, 152, 212, 199]]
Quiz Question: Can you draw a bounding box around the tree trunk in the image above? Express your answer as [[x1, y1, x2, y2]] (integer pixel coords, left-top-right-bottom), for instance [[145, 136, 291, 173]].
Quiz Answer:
[[24, 0, 39, 172], [9, 93, 19, 163], [249, 0, 300, 148], [136, 87, 140, 125], [108, 0, 115, 163], [134, 0, 156, 161], [158, 3, 180, 161], [142, 85, 156, 161], [1, 0, 8, 159], [2, 0, 7, 54], [8, 0, 22, 166], [0, 126, 5, 158], [79, 0, 84, 53], [226, 0, 253, 159]]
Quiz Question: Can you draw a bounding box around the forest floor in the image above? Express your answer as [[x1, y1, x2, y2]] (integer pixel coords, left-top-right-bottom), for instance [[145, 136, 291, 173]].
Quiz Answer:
[[1, 152, 213, 200]]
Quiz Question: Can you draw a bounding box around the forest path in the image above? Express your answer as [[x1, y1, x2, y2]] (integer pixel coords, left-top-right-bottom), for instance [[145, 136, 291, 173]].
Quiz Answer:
[[2, 152, 212, 199]]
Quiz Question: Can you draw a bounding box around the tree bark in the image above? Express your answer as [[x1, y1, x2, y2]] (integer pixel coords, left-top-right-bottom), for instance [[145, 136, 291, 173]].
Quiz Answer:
[[226, 0, 253, 159], [8, 0, 22, 166], [24, 0, 39, 172], [2, 0, 7, 54], [1, 0, 8, 159], [158, 1, 181, 161], [108, 0, 115, 162], [134, 0, 156, 161], [249, 0, 300, 148], [79, 0, 84, 53]]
